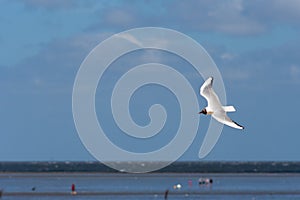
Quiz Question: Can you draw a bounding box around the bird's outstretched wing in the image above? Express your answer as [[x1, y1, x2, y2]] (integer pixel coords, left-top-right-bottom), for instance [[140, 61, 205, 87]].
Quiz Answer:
[[212, 111, 244, 129], [200, 77, 222, 111]]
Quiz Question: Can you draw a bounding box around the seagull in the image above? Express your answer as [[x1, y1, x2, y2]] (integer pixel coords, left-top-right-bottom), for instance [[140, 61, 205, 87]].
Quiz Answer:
[[199, 77, 244, 130]]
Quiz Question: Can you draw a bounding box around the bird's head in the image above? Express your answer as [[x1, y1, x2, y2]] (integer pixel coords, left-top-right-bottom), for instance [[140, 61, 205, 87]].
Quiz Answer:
[[198, 108, 207, 115]]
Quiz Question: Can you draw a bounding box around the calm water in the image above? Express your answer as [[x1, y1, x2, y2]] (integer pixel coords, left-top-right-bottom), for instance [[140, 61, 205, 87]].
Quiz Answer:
[[1, 173, 300, 199]]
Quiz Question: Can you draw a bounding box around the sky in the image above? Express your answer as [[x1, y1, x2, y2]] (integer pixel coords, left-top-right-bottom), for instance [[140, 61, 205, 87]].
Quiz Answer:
[[1, 0, 300, 162]]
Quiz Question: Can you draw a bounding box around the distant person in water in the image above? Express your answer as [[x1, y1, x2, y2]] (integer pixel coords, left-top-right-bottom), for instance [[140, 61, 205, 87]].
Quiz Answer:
[[71, 183, 77, 195], [164, 189, 169, 199], [198, 178, 213, 185]]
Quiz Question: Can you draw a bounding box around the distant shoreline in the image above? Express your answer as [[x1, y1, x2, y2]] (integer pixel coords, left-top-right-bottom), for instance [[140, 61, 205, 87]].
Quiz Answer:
[[1, 161, 300, 173]]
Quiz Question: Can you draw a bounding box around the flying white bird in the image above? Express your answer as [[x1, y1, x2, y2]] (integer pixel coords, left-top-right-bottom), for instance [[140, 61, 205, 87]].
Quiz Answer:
[[199, 77, 244, 130]]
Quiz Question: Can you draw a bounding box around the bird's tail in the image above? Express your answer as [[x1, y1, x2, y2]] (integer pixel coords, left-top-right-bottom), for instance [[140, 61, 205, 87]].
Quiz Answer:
[[222, 106, 236, 112]]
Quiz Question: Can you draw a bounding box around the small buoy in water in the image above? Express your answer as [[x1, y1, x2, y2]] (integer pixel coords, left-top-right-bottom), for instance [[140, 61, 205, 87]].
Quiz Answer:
[[31, 187, 36, 191], [71, 183, 77, 195]]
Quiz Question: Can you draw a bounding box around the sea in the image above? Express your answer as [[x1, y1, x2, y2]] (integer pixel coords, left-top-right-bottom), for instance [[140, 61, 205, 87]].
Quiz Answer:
[[1, 162, 300, 200]]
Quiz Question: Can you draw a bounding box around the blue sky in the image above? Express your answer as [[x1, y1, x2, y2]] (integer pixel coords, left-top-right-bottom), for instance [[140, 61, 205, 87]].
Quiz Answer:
[[1, 0, 300, 161]]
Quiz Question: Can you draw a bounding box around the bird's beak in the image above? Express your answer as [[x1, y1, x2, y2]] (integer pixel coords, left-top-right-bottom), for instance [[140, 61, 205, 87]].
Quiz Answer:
[[198, 111, 203, 114]]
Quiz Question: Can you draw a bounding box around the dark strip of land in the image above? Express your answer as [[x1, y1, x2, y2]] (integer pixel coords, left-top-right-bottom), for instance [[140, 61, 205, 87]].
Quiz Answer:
[[0, 161, 300, 173]]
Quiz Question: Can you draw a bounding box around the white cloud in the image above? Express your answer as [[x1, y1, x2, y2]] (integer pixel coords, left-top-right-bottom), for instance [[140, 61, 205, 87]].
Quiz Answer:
[[223, 68, 251, 81], [263, 0, 300, 20], [165, 0, 265, 35], [18, 0, 79, 10], [95, 0, 300, 36], [116, 33, 143, 47], [220, 53, 236, 61], [290, 65, 300, 82], [104, 9, 135, 27]]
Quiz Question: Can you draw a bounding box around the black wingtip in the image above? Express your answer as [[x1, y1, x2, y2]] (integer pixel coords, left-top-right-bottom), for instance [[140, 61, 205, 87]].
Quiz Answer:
[[208, 76, 213, 85], [233, 120, 244, 130]]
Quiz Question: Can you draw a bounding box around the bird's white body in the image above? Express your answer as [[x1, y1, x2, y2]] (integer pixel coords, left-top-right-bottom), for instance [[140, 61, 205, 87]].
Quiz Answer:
[[200, 77, 244, 130]]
